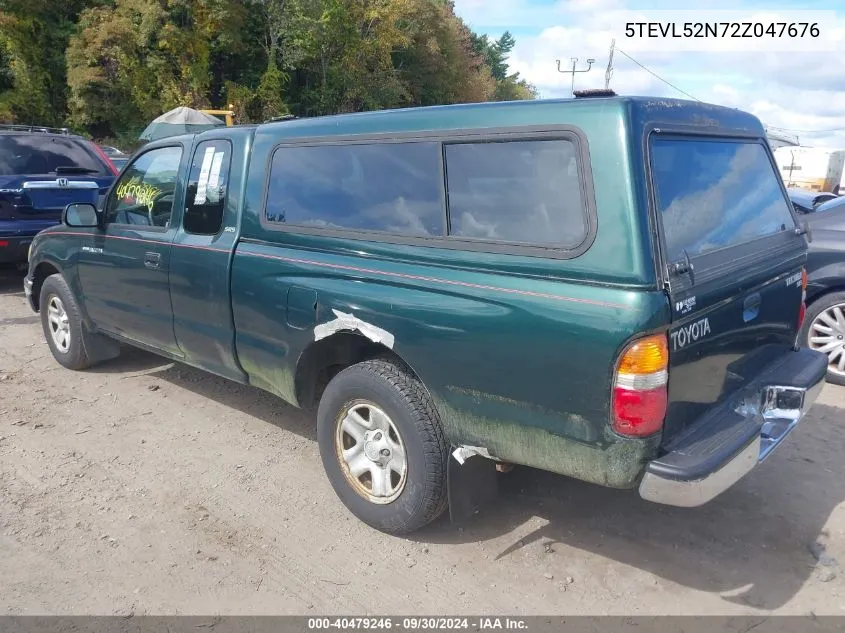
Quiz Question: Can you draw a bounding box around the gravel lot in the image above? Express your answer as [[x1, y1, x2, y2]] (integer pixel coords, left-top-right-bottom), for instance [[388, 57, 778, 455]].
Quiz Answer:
[[1, 265, 843, 616]]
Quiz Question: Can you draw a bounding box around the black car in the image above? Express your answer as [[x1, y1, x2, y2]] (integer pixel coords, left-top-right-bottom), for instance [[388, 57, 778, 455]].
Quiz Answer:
[[787, 187, 838, 214], [0, 125, 117, 267], [800, 196, 845, 385]]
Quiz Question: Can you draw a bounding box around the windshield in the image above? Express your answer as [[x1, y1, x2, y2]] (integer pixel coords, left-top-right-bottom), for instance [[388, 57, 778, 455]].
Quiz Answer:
[[651, 138, 796, 262], [0, 134, 105, 176]]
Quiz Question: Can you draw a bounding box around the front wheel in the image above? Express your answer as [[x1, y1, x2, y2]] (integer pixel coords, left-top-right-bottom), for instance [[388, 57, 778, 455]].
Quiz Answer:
[[39, 274, 110, 371], [316, 358, 449, 534], [802, 291, 845, 386]]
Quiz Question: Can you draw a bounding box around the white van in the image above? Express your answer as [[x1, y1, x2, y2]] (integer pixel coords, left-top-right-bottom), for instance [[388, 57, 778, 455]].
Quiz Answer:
[[774, 146, 845, 194]]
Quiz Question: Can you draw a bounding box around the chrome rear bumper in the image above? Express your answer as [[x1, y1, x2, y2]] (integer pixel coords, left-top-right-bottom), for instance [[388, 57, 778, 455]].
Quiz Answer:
[[639, 348, 827, 508]]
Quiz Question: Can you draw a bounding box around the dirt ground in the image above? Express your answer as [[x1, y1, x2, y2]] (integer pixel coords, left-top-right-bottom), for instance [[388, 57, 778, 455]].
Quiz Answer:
[[1, 265, 843, 617]]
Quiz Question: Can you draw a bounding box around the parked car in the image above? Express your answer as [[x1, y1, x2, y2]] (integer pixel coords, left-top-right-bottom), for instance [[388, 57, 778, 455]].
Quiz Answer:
[[109, 156, 129, 171], [814, 195, 845, 214], [800, 196, 845, 385], [97, 144, 129, 173], [1, 125, 118, 267], [786, 187, 838, 214], [98, 145, 125, 157], [24, 96, 826, 534]]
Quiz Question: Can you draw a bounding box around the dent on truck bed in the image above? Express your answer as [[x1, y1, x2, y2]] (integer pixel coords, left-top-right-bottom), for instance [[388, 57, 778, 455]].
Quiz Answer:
[[434, 391, 660, 489]]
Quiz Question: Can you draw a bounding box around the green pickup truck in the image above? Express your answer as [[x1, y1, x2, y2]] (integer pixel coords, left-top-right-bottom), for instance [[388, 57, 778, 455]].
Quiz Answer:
[[24, 94, 827, 534]]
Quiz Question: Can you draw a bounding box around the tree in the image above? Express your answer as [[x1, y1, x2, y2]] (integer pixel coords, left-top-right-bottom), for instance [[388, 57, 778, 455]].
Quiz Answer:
[[389, 0, 496, 107], [470, 29, 535, 100], [67, 0, 248, 137], [3, 0, 534, 137], [495, 72, 538, 102], [0, 0, 94, 124]]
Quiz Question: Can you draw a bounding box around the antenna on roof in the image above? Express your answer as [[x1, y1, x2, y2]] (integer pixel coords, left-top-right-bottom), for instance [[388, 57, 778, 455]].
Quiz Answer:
[[605, 39, 615, 90], [555, 57, 595, 97]]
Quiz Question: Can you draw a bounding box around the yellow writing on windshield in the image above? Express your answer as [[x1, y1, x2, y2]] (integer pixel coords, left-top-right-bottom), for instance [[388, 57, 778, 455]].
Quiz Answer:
[[116, 177, 161, 210]]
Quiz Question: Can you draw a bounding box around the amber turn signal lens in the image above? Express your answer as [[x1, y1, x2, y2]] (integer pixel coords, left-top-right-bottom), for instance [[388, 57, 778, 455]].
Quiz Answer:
[[801, 267, 808, 291], [617, 334, 669, 375]]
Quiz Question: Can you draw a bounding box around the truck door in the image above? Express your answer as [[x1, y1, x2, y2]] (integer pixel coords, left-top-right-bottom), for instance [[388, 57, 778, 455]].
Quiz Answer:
[[77, 144, 185, 355], [169, 137, 246, 382]]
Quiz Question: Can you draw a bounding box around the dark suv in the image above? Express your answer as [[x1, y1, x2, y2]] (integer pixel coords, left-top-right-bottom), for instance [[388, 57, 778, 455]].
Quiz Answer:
[[0, 125, 117, 267]]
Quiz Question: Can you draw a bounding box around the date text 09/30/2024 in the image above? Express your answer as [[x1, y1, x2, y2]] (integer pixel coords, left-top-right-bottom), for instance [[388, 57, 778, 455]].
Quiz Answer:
[[307, 618, 528, 630]]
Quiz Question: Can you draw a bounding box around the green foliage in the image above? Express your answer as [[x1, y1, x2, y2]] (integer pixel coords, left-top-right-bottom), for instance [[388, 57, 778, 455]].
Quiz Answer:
[[257, 56, 290, 120], [0, 0, 91, 125], [470, 29, 533, 100], [0, 0, 537, 140]]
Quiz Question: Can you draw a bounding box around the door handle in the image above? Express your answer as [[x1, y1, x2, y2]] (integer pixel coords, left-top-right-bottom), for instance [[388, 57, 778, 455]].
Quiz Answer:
[[144, 251, 162, 269]]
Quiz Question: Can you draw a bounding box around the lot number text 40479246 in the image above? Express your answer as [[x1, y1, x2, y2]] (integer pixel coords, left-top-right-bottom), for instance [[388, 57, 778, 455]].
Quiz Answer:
[[307, 618, 528, 631]]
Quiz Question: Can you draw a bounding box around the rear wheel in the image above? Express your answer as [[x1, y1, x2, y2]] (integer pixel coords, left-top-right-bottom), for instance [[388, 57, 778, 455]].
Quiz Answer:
[[802, 291, 845, 386], [316, 358, 449, 534]]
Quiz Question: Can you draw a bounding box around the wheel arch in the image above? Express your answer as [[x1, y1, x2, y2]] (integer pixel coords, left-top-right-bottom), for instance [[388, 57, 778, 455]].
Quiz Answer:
[[30, 260, 64, 311], [806, 282, 845, 307], [294, 332, 431, 413]]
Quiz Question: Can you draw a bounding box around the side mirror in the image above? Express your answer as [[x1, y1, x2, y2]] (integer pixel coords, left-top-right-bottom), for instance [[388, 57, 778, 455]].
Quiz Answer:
[[63, 203, 100, 228]]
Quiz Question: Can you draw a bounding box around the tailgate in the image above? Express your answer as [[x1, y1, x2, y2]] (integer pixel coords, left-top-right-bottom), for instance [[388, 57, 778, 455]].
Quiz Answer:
[[22, 177, 101, 215], [650, 136, 808, 443]]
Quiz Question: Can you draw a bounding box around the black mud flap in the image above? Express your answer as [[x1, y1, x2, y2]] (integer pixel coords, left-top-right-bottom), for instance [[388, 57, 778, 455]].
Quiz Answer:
[[447, 450, 499, 525], [83, 328, 121, 364]]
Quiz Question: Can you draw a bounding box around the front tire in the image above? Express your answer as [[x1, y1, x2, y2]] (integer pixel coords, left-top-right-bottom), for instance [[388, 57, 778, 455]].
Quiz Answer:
[[39, 274, 96, 370], [802, 291, 845, 386], [316, 358, 449, 534]]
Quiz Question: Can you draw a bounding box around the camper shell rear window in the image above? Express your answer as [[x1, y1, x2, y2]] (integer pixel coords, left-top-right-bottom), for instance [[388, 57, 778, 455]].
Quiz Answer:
[[651, 137, 796, 263]]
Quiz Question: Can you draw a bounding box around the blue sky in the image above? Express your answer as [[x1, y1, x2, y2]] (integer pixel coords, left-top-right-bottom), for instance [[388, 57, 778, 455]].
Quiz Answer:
[[453, 0, 845, 147]]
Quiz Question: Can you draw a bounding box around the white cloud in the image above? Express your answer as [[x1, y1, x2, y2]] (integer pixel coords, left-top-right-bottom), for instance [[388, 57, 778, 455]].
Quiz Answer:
[[454, 0, 845, 147]]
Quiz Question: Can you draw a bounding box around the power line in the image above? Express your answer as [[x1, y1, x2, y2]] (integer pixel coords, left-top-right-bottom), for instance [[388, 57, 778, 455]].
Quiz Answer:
[[767, 125, 845, 134], [611, 48, 842, 137], [615, 48, 702, 102]]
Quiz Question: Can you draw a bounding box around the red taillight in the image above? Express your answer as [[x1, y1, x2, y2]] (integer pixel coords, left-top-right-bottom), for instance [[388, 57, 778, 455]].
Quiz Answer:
[[612, 387, 668, 437], [0, 240, 8, 247], [612, 333, 669, 438], [91, 141, 119, 176], [798, 300, 807, 330]]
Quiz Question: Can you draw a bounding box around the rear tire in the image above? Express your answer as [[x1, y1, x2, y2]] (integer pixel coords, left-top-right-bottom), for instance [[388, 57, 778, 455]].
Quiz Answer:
[[801, 291, 845, 386], [39, 274, 114, 371], [316, 358, 449, 534]]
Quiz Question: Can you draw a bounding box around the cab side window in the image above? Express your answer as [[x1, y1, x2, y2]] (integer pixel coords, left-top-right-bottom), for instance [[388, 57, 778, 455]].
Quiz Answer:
[[184, 140, 231, 235], [105, 146, 183, 227]]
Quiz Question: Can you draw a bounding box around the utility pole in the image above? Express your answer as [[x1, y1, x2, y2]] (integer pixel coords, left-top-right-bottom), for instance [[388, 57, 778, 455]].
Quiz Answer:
[[556, 57, 595, 96], [605, 39, 615, 90]]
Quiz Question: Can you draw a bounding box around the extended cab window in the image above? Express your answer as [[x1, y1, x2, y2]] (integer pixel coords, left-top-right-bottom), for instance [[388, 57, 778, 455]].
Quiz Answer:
[[184, 140, 231, 235], [445, 139, 587, 247], [266, 142, 443, 236], [105, 146, 182, 227], [651, 138, 796, 262]]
